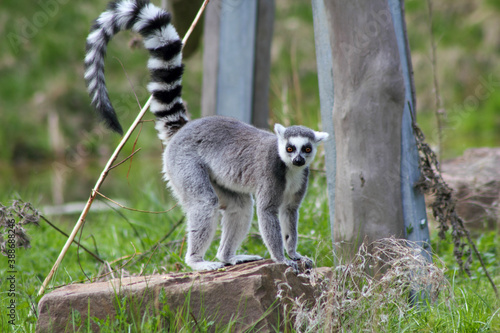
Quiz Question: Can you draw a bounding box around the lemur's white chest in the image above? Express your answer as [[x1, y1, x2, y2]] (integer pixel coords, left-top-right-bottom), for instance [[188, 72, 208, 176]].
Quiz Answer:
[[283, 168, 305, 203]]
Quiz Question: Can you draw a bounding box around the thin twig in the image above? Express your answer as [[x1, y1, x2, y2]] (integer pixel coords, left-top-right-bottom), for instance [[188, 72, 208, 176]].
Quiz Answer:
[[106, 261, 115, 280], [463, 219, 498, 298], [92, 243, 138, 282], [40, 215, 105, 264], [53, 245, 139, 288], [127, 122, 143, 181], [95, 190, 178, 214], [76, 218, 92, 282], [156, 217, 185, 244], [87, 234, 100, 258], [140, 243, 160, 276], [129, 217, 184, 267], [426, 0, 444, 165], [108, 148, 142, 171], [104, 200, 147, 250], [114, 56, 142, 110], [179, 235, 186, 262], [189, 311, 201, 332]]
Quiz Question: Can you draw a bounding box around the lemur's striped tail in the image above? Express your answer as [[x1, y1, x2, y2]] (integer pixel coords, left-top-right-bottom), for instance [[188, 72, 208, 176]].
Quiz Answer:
[[84, 0, 188, 141]]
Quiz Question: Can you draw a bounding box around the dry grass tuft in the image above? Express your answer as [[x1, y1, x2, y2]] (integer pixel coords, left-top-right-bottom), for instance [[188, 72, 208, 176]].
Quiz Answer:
[[0, 200, 40, 255], [281, 238, 450, 332]]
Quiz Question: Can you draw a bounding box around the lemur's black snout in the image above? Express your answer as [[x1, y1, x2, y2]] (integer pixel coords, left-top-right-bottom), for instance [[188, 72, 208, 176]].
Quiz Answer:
[[293, 157, 305, 166]]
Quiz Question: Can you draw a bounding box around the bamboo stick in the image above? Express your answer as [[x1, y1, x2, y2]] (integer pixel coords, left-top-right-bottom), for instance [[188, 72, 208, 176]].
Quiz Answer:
[[38, 97, 152, 296], [38, 0, 210, 298]]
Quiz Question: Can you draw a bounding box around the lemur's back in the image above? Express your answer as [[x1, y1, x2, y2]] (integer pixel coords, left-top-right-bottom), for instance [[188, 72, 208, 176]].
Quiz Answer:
[[164, 116, 284, 195]]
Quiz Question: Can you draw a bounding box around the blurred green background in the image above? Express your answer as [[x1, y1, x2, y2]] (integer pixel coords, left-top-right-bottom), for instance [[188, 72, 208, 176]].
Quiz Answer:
[[1, 0, 499, 205], [1, 1, 499, 330]]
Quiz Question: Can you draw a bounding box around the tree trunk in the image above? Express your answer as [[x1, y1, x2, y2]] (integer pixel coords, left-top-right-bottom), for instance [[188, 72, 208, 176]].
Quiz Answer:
[[325, 0, 406, 257]]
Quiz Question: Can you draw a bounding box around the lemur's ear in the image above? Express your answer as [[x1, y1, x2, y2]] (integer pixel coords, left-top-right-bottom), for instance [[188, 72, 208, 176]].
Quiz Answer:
[[314, 131, 329, 143], [274, 124, 286, 138]]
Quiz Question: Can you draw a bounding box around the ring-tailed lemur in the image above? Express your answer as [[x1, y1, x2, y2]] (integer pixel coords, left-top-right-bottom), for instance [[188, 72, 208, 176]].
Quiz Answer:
[[85, 0, 328, 271]]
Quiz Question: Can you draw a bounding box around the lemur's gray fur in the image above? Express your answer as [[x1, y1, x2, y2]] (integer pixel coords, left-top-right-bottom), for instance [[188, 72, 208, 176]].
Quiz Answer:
[[85, 0, 328, 271]]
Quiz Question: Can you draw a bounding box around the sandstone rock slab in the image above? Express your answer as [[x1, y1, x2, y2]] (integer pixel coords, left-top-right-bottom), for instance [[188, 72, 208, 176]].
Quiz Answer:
[[37, 260, 330, 332], [440, 147, 500, 229]]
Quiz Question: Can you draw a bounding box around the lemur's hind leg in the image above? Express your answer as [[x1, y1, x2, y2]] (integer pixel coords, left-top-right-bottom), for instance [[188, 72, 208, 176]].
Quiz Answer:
[[214, 186, 263, 265], [170, 164, 224, 271]]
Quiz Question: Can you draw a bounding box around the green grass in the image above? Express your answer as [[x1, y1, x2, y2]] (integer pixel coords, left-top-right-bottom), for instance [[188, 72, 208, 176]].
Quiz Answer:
[[1, 0, 500, 331], [0, 166, 332, 332], [1, 170, 499, 331]]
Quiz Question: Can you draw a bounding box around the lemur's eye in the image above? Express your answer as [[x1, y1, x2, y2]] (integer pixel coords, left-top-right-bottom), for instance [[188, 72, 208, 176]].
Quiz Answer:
[[286, 146, 295, 153], [302, 145, 312, 153]]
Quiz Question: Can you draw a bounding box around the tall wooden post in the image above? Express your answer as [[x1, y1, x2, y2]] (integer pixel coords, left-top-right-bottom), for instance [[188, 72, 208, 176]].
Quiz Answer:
[[312, 0, 336, 244], [325, 0, 407, 257], [201, 0, 275, 128], [313, 0, 430, 259]]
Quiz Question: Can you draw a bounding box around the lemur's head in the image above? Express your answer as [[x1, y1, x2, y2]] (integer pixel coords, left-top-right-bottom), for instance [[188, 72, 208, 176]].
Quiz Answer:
[[274, 124, 329, 168]]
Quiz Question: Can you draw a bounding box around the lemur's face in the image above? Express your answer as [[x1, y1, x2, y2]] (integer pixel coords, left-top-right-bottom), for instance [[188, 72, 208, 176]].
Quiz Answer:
[[274, 124, 329, 168], [279, 136, 315, 167]]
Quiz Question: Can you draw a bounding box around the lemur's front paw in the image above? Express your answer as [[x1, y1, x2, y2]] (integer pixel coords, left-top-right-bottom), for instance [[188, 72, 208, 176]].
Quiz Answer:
[[284, 259, 299, 272], [296, 256, 314, 270], [288, 253, 314, 270]]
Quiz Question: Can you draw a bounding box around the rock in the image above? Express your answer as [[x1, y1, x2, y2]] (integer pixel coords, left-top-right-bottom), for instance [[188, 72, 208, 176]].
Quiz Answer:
[[37, 260, 331, 332], [440, 147, 500, 230]]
